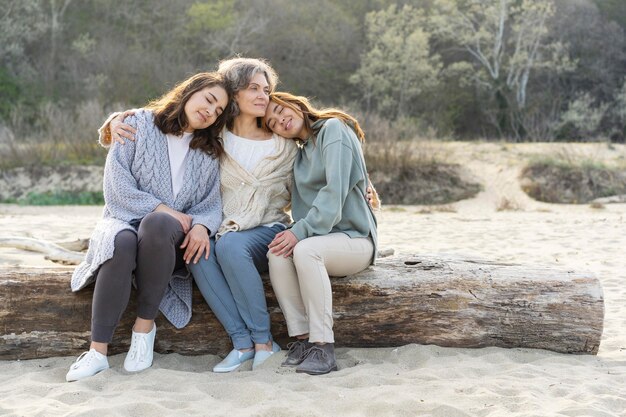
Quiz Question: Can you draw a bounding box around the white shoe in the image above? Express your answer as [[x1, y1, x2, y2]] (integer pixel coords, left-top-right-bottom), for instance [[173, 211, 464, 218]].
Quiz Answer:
[[66, 349, 109, 382], [124, 324, 156, 372]]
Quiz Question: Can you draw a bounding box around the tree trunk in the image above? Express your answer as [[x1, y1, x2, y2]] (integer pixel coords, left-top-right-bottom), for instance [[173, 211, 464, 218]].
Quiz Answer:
[[0, 255, 603, 360]]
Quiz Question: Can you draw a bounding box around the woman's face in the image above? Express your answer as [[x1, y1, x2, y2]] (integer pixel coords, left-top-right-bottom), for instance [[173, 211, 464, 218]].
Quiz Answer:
[[235, 72, 270, 118], [183, 85, 228, 132], [265, 101, 306, 139]]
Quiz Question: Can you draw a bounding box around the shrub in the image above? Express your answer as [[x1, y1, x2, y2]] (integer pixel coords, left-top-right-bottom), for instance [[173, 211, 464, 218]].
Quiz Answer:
[[1, 191, 104, 206], [521, 157, 626, 203]]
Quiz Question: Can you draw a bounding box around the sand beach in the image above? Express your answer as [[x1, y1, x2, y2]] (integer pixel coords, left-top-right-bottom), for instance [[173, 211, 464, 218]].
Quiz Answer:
[[1, 142, 625, 416]]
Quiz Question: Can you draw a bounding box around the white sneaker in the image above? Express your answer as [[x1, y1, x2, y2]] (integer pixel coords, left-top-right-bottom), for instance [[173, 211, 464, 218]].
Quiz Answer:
[[123, 324, 156, 372], [66, 349, 109, 382]]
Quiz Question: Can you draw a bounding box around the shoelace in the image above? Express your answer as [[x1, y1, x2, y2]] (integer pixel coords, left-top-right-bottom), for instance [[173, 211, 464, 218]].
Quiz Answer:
[[128, 333, 148, 362], [71, 351, 90, 369], [302, 346, 328, 362], [72, 350, 97, 369], [74, 351, 89, 363], [286, 341, 309, 359], [286, 341, 303, 354]]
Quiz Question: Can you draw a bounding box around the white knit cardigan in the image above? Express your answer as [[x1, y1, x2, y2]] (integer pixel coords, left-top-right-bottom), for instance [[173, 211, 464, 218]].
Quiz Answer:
[[217, 130, 298, 238]]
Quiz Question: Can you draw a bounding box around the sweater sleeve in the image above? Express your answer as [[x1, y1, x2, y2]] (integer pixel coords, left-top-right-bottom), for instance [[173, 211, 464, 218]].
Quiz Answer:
[[187, 161, 222, 237], [290, 121, 355, 240], [102, 115, 163, 222]]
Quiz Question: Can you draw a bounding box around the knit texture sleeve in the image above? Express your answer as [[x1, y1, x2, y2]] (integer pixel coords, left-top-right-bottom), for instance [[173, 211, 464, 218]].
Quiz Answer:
[[102, 114, 163, 222], [290, 119, 354, 240], [187, 159, 222, 237]]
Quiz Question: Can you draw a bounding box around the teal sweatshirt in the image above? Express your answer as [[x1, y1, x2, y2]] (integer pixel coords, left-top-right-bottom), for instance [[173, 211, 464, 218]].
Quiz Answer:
[[290, 118, 378, 264]]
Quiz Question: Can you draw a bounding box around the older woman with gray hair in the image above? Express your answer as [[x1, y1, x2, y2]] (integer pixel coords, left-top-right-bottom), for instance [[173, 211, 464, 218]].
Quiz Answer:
[[104, 57, 297, 372]]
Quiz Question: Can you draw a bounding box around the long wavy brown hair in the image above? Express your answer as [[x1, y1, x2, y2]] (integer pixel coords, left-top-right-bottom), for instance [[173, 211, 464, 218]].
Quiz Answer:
[[268, 92, 365, 143], [145, 72, 232, 157]]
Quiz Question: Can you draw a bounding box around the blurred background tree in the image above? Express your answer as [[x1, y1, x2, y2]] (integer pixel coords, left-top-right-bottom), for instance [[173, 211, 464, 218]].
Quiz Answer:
[[351, 4, 441, 118], [0, 0, 625, 150]]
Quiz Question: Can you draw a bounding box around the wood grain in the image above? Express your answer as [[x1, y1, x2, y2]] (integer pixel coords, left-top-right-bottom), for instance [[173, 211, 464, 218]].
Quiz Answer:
[[0, 255, 604, 360]]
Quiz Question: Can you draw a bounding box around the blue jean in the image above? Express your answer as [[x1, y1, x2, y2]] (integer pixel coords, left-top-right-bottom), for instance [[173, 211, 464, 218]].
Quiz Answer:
[[188, 224, 284, 350]]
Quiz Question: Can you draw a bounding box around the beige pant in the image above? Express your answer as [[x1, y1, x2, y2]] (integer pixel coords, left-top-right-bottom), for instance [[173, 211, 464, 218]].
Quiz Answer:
[[268, 233, 374, 343]]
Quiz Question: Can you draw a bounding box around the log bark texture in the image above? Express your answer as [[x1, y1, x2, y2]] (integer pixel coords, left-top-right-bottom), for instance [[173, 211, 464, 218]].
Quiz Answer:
[[0, 255, 604, 360]]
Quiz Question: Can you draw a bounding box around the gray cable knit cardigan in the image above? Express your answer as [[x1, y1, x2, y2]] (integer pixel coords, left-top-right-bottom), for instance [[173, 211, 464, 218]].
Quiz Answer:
[[71, 109, 222, 329]]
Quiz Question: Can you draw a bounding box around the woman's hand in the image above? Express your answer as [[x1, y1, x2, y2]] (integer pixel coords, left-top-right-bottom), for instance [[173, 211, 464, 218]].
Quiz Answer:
[[180, 224, 211, 264], [111, 110, 137, 144], [268, 230, 299, 258], [366, 183, 381, 211], [154, 204, 192, 233]]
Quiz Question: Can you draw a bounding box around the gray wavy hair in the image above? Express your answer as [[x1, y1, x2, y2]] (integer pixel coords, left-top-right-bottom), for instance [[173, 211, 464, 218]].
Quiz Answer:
[[217, 57, 279, 123]]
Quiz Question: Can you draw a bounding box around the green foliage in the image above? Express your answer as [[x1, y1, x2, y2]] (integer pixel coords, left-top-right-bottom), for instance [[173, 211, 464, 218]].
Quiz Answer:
[[557, 93, 608, 140], [0, 68, 20, 120], [425, 62, 479, 137], [521, 158, 626, 203], [614, 78, 626, 125], [352, 4, 441, 118], [364, 136, 481, 205], [247, 0, 361, 102], [527, 154, 609, 172], [71, 33, 97, 55], [594, 0, 626, 29], [0, 0, 625, 146], [0, 0, 47, 74], [551, 1, 626, 106], [430, 0, 574, 139], [188, 1, 235, 32], [0, 99, 108, 169], [1, 191, 104, 206]]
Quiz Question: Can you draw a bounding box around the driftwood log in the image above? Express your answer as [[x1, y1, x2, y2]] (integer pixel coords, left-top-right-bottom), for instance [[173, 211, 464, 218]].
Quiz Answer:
[[0, 255, 603, 360], [0, 237, 86, 265]]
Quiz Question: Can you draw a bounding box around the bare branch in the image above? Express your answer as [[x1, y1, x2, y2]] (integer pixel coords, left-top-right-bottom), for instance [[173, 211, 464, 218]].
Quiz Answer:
[[0, 237, 84, 265]]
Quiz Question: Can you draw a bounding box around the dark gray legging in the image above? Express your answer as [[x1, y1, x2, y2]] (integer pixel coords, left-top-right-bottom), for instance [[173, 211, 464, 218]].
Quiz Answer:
[[91, 212, 185, 343]]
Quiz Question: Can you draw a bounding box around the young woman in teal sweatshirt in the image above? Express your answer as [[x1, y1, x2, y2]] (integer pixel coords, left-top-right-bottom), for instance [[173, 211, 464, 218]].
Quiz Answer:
[[265, 92, 378, 375]]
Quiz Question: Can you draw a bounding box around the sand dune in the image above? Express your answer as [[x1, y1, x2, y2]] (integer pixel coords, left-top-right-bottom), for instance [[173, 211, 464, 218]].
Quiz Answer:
[[1, 142, 625, 416]]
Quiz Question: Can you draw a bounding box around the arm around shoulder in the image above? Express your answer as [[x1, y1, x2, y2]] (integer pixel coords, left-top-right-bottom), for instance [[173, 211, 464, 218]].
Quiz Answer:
[[98, 112, 119, 148], [98, 109, 140, 148]]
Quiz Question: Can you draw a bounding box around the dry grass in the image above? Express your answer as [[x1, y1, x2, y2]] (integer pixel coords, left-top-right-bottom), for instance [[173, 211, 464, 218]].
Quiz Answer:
[[352, 109, 450, 174], [528, 143, 625, 172], [355, 112, 480, 205], [521, 156, 626, 204], [1, 101, 482, 206], [0, 100, 117, 169], [496, 197, 523, 212]]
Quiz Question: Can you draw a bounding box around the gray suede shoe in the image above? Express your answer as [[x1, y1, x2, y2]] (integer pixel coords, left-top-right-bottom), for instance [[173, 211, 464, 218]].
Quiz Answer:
[[295, 343, 338, 375], [282, 340, 314, 367]]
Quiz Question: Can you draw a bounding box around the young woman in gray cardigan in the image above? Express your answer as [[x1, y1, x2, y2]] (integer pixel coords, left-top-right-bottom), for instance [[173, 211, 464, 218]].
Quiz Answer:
[[66, 72, 229, 382], [264, 92, 378, 375]]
